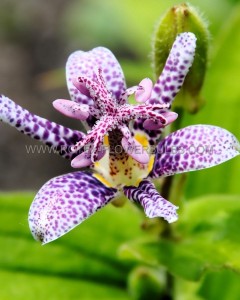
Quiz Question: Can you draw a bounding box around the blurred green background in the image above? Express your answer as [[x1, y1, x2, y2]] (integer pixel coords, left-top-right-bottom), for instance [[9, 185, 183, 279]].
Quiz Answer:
[[0, 0, 240, 299]]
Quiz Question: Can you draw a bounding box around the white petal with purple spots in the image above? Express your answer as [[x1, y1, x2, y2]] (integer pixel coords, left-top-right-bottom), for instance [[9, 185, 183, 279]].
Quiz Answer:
[[28, 171, 117, 244], [124, 180, 178, 223], [149, 32, 197, 106], [132, 32, 196, 146], [150, 125, 240, 178], [0, 95, 85, 159], [66, 47, 126, 105]]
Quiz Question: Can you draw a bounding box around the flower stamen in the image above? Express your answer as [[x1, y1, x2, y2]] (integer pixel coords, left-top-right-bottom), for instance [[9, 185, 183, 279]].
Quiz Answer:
[[67, 71, 176, 166]]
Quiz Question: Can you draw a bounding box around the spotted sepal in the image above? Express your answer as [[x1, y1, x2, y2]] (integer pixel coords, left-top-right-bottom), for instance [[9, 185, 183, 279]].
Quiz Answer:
[[0, 95, 85, 159], [28, 171, 118, 244], [148, 32, 197, 106], [150, 125, 240, 178], [123, 180, 178, 223]]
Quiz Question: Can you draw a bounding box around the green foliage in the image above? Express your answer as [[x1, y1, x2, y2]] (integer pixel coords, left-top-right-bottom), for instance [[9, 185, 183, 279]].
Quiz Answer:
[[183, 3, 240, 197], [0, 193, 145, 299], [6, 193, 240, 299], [119, 195, 240, 281], [198, 269, 240, 300]]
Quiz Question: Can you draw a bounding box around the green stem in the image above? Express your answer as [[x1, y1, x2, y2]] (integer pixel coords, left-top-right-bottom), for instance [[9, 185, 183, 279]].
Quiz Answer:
[[159, 107, 186, 299]]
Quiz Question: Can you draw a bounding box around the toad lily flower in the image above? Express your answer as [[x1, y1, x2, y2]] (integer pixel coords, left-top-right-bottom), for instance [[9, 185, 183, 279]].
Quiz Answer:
[[0, 33, 239, 244]]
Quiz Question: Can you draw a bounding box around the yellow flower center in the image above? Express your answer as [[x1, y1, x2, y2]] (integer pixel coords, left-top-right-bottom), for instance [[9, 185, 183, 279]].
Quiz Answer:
[[93, 132, 154, 189]]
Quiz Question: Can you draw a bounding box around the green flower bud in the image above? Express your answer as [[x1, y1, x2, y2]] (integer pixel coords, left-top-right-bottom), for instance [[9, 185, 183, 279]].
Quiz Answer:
[[128, 266, 166, 300], [153, 3, 209, 113]]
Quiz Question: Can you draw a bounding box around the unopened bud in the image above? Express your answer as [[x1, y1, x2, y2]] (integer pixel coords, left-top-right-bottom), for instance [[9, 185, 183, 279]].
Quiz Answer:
[[153, 3, 209, 113], [128, 266, 166, 300]]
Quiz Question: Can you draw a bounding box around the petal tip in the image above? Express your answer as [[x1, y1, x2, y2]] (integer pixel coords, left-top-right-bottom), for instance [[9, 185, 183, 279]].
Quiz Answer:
[[145, 205, 178, 223], [135, 78, 153, 103], [53, 99, 89, 120], [167, 213, 178, 223], [71, 152, 92, 168], [28, 172, 117, 244], [121, 137, 150, 164]]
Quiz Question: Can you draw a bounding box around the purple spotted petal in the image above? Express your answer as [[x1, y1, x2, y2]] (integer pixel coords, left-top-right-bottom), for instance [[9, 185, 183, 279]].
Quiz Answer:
[[0, 95, 85, 159], [149, 32, 196, 106], [28, 171, 117, 244], [66, 47, 126, 105], [124, 180, 178, 223], [150, 125, 240, 178], [131, 33, 196, 146]]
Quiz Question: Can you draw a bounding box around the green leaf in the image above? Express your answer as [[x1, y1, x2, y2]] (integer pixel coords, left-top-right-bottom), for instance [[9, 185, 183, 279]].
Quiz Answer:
[[0, 192, 145, 299], [119, 238, 205, 281], [119, 195, 240, 281], [175, 269, 240, 300], [198, 269, 240, 300]]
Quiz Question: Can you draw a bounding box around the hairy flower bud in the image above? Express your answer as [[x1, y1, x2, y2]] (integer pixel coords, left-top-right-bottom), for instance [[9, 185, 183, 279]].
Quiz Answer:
[[153, 3, 209, 113]]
